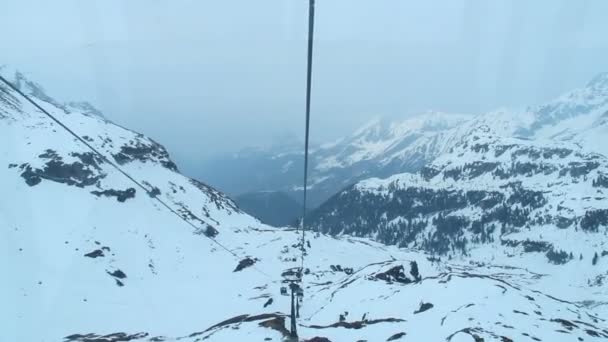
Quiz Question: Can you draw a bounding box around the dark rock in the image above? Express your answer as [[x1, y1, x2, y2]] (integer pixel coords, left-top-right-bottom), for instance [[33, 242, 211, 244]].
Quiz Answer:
[[107, 269, 127, 279], [112, 140, 178, 172], [585, 329, 603, 337], [147, 187, 161, 198], [70, 152, 103, 170], [19, 150, 105, 188], [188, 313, 288, 339], [551, 318, 578, 331], [374, 266, 412, 284], [64, 332, 150, 342], [203, 225, 219, 238], [234, 257, 257, 272], [22, 171, 41, 186], [414, 302, 434, 314], [308, 317, 404, 330], [387, 332, 406, 341], [84, 250, 104, 258], [258, 316, 290, 338], [91, 188, 136, 202]]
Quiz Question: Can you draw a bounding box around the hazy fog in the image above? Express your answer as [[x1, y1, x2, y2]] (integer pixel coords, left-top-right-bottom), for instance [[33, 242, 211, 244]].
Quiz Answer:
[[3, 0, 608, 173]]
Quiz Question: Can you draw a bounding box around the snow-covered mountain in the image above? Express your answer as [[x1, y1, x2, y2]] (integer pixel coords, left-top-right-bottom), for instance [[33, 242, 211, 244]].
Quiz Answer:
[[304, 75, 608, 308], [198, 112, 472, 209], [199, 74, 608, 219], [307, 127, 608, 254], [522, 73, 608, 157], [4, 68, 608, 341]]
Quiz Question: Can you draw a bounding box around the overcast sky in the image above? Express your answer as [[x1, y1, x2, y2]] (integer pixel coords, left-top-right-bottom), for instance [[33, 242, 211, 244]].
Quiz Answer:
[[3, 0, 608, 171]]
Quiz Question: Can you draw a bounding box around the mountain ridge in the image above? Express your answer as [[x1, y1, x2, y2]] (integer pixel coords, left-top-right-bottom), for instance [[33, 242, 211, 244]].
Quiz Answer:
[[198, 73, 608, 217]]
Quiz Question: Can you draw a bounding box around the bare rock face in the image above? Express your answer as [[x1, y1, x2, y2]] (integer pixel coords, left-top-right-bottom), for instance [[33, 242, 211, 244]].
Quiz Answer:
[[20, 150, 106, 188], [91, 188, 136, 202], [112, 140, 178, 172], [234, 257, 257, 272], [372, 262, 421, 284]]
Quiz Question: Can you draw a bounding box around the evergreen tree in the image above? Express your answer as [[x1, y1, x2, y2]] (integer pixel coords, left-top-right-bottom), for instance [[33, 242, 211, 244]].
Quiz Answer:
[[592, 252, 599, 266]]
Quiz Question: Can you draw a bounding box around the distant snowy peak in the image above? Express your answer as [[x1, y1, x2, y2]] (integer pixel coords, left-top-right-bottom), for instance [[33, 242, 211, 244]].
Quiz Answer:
[[315, 112, 472, 169], [587, 71, 608, 91], [0, 65, 104, 119], [468, 109, 532, 137], [345, 72, 608, 162], [429, 73, 608, 159], [349, 111, 471, 142], [66, 101, 106, 118], [396, 111, 473, 132], [521, 72, 608, 137]]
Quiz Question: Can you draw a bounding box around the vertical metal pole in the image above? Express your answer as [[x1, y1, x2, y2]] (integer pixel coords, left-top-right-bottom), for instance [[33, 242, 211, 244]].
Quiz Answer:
[[293, 3, 315, 339], [300, 0, 315, 283], [290, 284, 298, 338], [296, 294, 301, 318]]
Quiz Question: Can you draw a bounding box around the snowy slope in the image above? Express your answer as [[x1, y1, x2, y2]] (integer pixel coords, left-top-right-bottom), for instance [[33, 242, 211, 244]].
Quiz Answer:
[[2, 68, 608, 342]]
